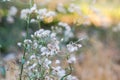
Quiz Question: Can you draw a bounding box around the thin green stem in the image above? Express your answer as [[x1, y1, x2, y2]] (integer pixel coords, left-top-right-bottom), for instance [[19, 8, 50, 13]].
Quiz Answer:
[[19, 0, 34, 80], [30, 0, 34, 8], [60, 64, 72, 80], [26, 17, 30, 38], [60, 55, 73, 80], [19, 18, 30, 80], [38, 20, 41, 29], [19, 13, 30, 80], [19, 48, 26, 80]]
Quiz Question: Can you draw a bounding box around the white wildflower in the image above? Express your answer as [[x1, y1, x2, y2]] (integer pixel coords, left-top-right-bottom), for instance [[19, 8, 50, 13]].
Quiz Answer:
[[37, 8, 47, 20], [55, 60, 60, 64], [58, 22, 70, 28], [20, 9, 30, 19], [26, 61, 30, 65], [50, 32, 56, 38], [30, 4, 37, 13], [67, 44, 78, 52], [30, 19, 36, 23], [30, 54, 36, 59], [37, 8, 47, 15], [6, 16, 14, 23], [45, 11, 56, 18], [31, 34, 34, 38], [52, 66, 65, 78], [45, 76, 53, 80], [61, 38, 64, 42], [66, 75, 78, 80], [34, 29, 51, 38], [56, 3, 66, 13], [41, 30, 51, 37], [33, 42, 38, 49], [28, 63, 37, 70], [41, 47, 51, 56], [58, 22, 74, 40], [68, 3, 81, 13], [77, 44, 82, 48], [41, 47, 47, 52], [17, 42, 22, 47], [44, 58, 52, 69], [37, 8, 56, 20], [68, 4, 75, 13], [24, 39, 32, 44], [21, 31, 26, 37], [67, 55, 76, 63], [8, 6, 17, 16], [34, 29, 44, 38]]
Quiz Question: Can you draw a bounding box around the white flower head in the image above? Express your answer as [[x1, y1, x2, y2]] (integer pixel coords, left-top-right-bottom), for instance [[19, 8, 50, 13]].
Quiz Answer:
[[6, 16, 14, 23], [55, 60, 60, 64], [34, 29, 51, 38], [8, 6, 18, 16], [41, 47, 47, 52], [56, 3, 66, 13], [37, 8, 47, 20], [24, 39, 32, 44], [45, 11, 56, 18], [37, 8, 56, 20], [30, 19, 36, 23], [67, 43, 78, 52], [30, 54, 36, 59], [67, 54, 76, 63], [52, 66, 65, 78], [28, 63, 37, 70], [30, 4, 37, 13], [33, 42, 38, 49], [38, 8, 47, 15], [68, 3, 81, 13], [44, 58, 52, 69], [50, 32, 56, 38], [20, 9, 30, 19], [17, 42, 22, 47], [58, 22, 70, 28], [67, 75, 78, 80]]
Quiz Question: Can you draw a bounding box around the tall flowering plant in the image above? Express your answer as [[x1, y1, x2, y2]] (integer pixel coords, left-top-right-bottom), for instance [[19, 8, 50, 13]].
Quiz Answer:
[[18, 1, 82, 80]]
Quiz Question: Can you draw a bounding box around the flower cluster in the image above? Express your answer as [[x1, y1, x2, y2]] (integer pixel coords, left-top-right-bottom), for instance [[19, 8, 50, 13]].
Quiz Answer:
[[51, 22, 74, 42], [58, 22, 74, 41], [67, 41, 82, 53], [18, 2, 82, 80], [18, 28, 81, 80], [56, 3, 67, 14], [56, 2, 81, 15], [68, 3, 81, 14], [20, 4, 56, 22]]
